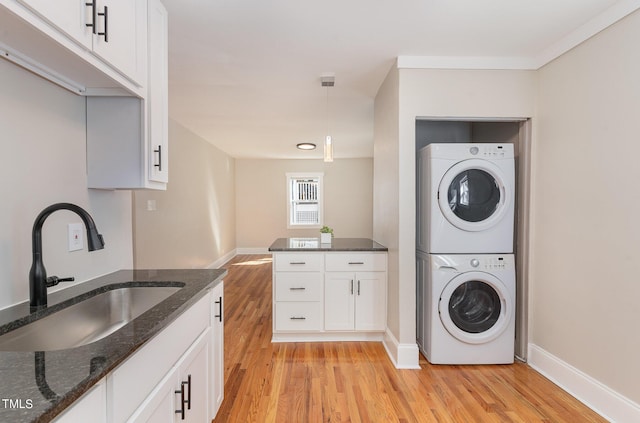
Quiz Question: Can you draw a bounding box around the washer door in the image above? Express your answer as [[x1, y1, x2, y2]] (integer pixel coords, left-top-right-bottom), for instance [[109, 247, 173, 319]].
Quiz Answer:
[[438, 159, 510, 232], [438, 271, 512, 344]]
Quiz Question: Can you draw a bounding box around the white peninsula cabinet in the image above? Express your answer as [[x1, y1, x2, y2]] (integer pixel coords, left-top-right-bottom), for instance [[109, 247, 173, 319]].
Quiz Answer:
[[270, 238, 388, 342]]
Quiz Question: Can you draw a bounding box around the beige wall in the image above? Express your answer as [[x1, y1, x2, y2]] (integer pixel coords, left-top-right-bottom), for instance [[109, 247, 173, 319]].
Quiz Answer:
[[373, 65, 401, 342], [133, 120, 236, 269], [236, 158, 373, 249], [374, 65, 536, 365], [533, 9, 640, 404], [0, 59, 133, 310]]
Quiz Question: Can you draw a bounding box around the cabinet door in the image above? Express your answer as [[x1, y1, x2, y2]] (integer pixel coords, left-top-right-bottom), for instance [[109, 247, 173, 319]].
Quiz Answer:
[[127, 369, 178, 423], [92, 0, 146, 85], [53, 380, 106, 423], [210, 282, 224, 418], [147, 0, 168, 183], [324, 272, 355, 331], [178, 330, 210, 423], [17, 0, 92, 49], [354, 272, 387, 331]]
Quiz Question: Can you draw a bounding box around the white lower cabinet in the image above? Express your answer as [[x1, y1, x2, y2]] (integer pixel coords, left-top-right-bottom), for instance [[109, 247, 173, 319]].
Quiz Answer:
[[129, 329, 210, 423], [210, 282, 224, 418], [55, 284, 224, 423], [53, 380, 107, 423]]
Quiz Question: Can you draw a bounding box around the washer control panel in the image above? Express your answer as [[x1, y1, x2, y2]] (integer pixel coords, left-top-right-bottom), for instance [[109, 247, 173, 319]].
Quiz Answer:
[[476, 256, 509, 270], [432, 254, 514, 272]]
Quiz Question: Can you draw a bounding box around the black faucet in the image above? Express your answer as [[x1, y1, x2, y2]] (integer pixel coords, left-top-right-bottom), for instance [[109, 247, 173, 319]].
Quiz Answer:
[[29, 203, 105, 310]]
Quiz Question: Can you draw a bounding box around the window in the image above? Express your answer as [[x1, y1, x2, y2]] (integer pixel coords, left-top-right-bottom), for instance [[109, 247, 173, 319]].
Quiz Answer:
[[287, 173, 323, 228]]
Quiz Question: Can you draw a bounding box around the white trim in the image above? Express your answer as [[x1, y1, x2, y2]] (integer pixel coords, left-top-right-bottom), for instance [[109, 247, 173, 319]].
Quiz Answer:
[[272, 332, 384, 343], [528, 344, 640, 423], [397, 55, 537, 70], [382, 329, 421, 369], [206, 249, 238, 269], [398, 0, 640, 71], [236, 247, 271, 255], [533, 0, 640, 69]]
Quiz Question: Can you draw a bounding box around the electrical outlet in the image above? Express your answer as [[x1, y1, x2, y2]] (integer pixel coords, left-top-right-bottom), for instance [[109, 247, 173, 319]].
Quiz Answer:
[[68, 223, 83, 252]]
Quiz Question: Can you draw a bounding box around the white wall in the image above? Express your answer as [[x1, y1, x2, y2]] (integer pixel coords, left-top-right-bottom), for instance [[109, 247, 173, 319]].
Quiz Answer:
[[374, 65, 536, 367], [532, 8, 640, 407], [0, 59, 133, 310], [236, 158, 373, 249], [133, 120, 236, 269]]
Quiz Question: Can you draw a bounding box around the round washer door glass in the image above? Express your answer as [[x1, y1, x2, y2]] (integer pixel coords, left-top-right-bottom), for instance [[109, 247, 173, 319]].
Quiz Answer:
[[439, 271, 512, 344], [449, 281, 500, 333], [438, 159, 510, 232]]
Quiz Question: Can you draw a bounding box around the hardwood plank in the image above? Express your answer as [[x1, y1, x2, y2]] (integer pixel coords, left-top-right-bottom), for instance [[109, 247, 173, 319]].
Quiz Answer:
[[213, 255, 608, 423]]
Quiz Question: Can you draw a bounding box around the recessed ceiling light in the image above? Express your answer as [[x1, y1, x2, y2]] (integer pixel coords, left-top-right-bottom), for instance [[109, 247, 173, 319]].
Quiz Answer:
[[297, 143, 316, 150]]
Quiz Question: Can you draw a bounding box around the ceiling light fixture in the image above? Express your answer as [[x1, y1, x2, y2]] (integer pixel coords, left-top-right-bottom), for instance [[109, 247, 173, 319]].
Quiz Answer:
[[321, 75, 335, 162], [297, 142, 316, 150]]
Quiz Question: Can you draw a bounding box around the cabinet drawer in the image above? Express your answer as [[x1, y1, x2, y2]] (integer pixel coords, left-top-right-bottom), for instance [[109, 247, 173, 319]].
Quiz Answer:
[[275, 273, 322, 301], [274, 253, 323, 271], [274, 302, 322, 331], [325, 253, 387, 272]]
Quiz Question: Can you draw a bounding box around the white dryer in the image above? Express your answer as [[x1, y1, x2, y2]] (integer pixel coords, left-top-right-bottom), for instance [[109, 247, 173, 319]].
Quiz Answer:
[[418, 143, 515, 254], [421, 254, 515, 365]]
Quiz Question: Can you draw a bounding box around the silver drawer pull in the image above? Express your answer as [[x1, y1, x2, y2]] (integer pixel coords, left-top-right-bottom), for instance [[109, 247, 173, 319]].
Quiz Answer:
[[348, 262, 365, 265], [289, 287, 306, 290], [290, 316, 306, 320], [289, 262, 306, 265]]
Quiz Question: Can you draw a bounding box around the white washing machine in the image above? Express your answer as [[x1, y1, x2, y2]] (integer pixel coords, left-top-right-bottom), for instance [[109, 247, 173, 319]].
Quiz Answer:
[[421, 254, 515, 365], [418, 143, 515, 254]]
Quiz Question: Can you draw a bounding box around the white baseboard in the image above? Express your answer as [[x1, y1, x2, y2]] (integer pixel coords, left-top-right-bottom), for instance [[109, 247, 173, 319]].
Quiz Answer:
[[382, 329, 421, 369], [528, 344, 640, 423], [206, 249, 237, 269], [236, 247, 271, 254], [272, 332, 384, 343]]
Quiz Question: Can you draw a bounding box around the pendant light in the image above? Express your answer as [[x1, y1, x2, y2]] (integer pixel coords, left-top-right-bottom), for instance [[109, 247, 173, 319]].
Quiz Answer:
[[321, 75, 334, 162]]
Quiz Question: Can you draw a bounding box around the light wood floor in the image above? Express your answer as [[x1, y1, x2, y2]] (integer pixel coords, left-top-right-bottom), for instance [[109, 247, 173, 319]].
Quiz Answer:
[[212, 255, 607, 423]]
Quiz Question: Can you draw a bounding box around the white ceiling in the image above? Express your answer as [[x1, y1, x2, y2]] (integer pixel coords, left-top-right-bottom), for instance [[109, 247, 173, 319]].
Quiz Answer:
[[161, 0, 637, 159]]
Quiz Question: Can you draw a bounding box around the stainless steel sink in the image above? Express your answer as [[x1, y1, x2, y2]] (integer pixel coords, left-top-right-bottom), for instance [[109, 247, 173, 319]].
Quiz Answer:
[[0, 286, 181, 351]]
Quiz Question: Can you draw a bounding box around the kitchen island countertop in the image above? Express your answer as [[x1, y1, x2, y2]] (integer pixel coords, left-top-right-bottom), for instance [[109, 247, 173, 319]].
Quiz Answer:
[[0, 268, 226, 423], [268, 237, 388, 252]]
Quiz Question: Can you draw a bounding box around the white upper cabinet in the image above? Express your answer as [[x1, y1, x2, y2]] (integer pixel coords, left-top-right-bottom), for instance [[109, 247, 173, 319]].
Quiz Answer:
[[16, 0, 93, 49], [0, 0, 147, 94], [147, 0, 168, 183], [17, 0, 146, 85], [91, 0, 147, 86], [86, 0, 168, 190]]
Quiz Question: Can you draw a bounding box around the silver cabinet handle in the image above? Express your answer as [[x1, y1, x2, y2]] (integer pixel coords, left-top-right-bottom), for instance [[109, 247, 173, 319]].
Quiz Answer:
[[357, 280, 361, 295], [290, 316, 306, 320], [348, 262, 365, 265], [289, 287, 306, 291], [350, 280, 354, 295], [289, 262, 306, 265]]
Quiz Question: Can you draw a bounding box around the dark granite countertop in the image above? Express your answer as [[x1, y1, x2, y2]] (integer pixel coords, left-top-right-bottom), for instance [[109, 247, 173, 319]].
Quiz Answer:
[[0, 268, 226, 423], [268, 237, 388, 252]]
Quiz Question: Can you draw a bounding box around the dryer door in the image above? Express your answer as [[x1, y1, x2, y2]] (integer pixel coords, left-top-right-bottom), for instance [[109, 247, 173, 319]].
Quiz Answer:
[[438, 159, 510, 232], [438, 271, 512, 344]]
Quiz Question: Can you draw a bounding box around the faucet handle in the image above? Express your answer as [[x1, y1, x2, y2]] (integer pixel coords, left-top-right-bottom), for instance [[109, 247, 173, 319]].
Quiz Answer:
[[46, 276, 75, 287]]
